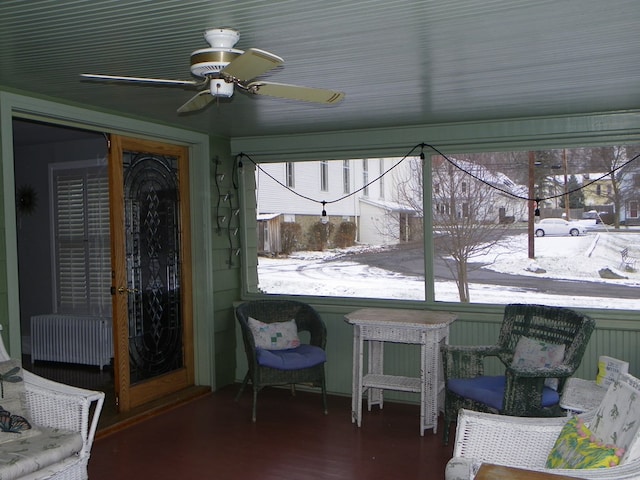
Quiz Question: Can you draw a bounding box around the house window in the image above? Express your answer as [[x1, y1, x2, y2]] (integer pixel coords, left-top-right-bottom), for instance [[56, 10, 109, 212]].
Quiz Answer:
[[462, 202, 469, 218], [596, 184, 601, 195], [343, 160, 350, 194], [320, 160, 328, 191], [630, 200, 639, 218], [379, 158, 385, 199], [286, 162, 295, 187], [362, 159, 369, 197], [50, 161, 111, 316]]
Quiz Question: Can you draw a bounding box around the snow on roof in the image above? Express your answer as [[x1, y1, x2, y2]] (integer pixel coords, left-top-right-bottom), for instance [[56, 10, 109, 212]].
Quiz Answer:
[[441, 157, 528, 198], [257, 213, 281, 221], [359, 197, 416, 213]]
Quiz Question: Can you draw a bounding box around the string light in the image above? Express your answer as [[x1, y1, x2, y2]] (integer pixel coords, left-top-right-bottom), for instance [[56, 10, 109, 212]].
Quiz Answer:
[[321, 201, 328, 224], [238, 144, 640, 209]]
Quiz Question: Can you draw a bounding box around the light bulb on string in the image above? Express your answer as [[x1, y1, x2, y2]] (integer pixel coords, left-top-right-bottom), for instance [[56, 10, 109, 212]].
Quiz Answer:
[[321, 201, 329, 224]]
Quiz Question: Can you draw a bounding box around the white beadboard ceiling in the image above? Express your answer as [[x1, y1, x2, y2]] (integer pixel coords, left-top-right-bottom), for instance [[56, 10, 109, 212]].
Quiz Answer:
[[1, 0, 639, 138]]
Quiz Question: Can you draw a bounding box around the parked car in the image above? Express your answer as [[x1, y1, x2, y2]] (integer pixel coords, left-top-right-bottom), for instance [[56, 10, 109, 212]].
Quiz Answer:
[[534, 218, 587, 237]]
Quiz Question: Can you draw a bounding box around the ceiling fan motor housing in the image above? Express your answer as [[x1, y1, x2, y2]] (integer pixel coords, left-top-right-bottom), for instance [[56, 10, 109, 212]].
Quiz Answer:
[[190, 48, 242, 77], [190, 28, 243, 78]]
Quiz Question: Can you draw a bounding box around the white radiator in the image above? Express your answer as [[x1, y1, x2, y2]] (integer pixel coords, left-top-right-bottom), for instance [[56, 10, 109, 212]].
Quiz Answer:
[[30, 314, 113, 370]]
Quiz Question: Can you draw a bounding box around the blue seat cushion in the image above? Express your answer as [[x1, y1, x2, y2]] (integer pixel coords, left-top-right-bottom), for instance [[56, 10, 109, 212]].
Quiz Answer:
[[447, 375, 560, 411], [256, 344, 326, 371]]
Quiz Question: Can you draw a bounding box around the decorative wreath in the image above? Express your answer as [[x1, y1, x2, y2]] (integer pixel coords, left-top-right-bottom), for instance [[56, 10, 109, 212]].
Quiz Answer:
[[16, 185, 38, 215]]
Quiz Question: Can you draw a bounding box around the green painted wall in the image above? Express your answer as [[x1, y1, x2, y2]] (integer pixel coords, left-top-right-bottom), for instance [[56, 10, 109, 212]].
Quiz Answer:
[[208, 138, 243, 388], [234, 303, 640, 405]]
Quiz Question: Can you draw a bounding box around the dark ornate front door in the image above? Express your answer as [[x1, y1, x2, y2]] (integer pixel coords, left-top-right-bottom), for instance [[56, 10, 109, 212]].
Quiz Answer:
[[109, 135, 194, 412]]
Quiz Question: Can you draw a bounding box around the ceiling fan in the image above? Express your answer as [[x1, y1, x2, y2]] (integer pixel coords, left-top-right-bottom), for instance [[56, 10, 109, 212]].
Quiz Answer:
[[80, 28, 345, 113]]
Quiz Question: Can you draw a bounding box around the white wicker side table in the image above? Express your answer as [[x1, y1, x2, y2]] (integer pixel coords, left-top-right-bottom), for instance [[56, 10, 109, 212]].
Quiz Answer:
[[560, 377, 607, 415], [344, 308, 457, 436]]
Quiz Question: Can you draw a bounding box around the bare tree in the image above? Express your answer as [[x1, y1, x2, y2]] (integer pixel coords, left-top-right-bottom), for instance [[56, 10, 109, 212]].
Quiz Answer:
[[591, 146, 631, 228], [431, 155, 523, 302]]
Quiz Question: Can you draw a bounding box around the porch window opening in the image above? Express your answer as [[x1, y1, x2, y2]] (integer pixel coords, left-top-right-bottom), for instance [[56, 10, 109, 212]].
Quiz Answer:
[[251, 144, 640, 310]]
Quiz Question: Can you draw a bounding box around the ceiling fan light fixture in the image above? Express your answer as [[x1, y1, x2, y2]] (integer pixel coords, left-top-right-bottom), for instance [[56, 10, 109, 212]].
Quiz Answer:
[[210, 79, 234, 98]]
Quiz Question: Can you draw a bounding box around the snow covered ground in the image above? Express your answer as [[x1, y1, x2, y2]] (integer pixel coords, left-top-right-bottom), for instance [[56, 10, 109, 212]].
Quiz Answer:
[[258, 232, 640, 309]]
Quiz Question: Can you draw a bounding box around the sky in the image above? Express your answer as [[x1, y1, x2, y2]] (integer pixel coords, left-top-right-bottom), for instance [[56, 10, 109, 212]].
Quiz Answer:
[[258, 230, 640, 310]]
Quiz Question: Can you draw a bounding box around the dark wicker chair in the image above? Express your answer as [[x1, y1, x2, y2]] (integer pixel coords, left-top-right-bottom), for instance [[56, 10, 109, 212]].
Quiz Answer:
[[235, 299, 328, 422], [442, 304, 595, 444]]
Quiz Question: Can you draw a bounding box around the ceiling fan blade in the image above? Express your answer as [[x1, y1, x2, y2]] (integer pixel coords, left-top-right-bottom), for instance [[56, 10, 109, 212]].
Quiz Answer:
[[177, 89, 214, 113], [221, 48, 284, 81], [246, 81, 345, 104], [80, 73, 203, 87]]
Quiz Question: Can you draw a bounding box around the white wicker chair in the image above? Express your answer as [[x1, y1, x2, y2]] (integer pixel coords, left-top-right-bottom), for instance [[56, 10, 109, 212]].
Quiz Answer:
[[0, 333, 105, 480], [446, 372, 640, 480]]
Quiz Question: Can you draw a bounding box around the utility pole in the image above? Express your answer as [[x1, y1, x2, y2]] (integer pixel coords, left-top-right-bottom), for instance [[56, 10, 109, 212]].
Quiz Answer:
[[528, 151, 535, 259]]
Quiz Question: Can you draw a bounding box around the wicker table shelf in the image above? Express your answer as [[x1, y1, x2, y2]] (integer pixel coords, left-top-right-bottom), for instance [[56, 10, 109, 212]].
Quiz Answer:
[[344, 308, 457, 436]]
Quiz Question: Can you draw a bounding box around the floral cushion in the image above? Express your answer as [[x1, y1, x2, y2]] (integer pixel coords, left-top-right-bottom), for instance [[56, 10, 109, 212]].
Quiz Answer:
[[0, 426, 82, 480], [248, 317, 301, 350], [589, 373, 640, 461], [512, 336, 565, 390], [0, 360, 39, 444], [546, 416, 624, 469]]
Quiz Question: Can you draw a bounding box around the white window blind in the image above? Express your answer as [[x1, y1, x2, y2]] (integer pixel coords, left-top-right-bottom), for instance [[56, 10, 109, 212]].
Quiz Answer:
[[52, 164, 111, 316]]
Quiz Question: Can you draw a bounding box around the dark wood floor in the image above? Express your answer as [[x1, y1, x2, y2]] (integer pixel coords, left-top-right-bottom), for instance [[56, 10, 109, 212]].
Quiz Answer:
[[23, 360, 456, 479], [89, 385, 456, 480]]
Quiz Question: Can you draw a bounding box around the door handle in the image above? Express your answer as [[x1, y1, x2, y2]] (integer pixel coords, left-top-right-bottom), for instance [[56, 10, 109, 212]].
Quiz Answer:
[[117, 286, 139, 294]]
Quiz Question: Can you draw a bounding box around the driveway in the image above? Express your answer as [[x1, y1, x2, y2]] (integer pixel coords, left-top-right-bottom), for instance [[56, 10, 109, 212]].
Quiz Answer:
[[346, 241, 640, 300]]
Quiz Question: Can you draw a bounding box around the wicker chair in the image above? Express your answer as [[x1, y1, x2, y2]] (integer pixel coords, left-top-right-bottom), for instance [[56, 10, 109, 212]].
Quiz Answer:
[[446, 372, 640, 479], [235, 299, 328, 422], [442, 304, 595, 444], [0, 332, 104, 480]]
